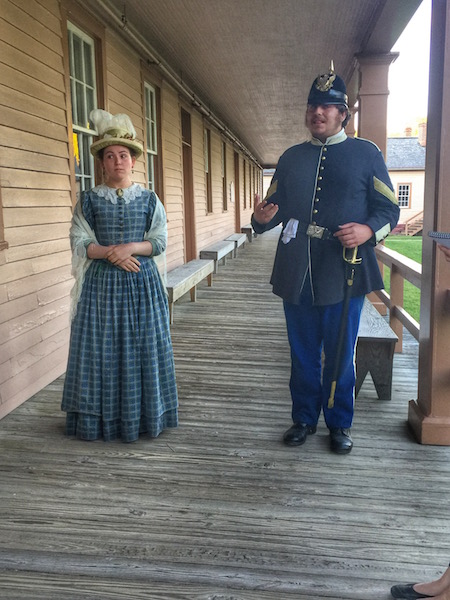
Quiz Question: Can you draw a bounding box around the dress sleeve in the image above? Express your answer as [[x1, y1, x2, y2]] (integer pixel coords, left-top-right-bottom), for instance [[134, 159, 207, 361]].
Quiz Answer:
[[144, 192, 168, 257]]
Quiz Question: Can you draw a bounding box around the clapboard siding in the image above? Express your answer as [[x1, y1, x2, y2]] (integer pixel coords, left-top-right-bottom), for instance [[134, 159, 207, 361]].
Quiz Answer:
[[2, 0, 62, 54], [0, 64, 65, 110], [1, 107, 67, 143], [3, 188, 70, 208], [0, 40, 64, 93], [0, 0, 71, 416], [0, 84, 66, 126], [0, 21, 62, 73], [105, 34, 144, 131], [0, 149, 68, 176], [160, 84, 184, 270], [2, 127, 67, 159], [0, 0, 262, 419]]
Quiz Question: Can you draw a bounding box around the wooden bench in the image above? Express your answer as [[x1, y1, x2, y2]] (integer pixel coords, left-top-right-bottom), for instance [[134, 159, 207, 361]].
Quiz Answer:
[[355, 297, 398, 400], [199, 240, 236, 273], [166, 259, 214, 324], [225, 233, 247, 257], [241, 224, 255, 243]]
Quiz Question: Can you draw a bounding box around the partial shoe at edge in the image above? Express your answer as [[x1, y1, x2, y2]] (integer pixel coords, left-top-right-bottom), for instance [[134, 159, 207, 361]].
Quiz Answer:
[[329, 427, 353, 454], [390, 583, 433, 599], [283, 422, 317, 446]]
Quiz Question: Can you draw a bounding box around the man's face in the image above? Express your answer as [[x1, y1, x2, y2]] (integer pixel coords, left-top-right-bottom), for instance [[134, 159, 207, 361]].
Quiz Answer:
[[305, 104, 346, 142]]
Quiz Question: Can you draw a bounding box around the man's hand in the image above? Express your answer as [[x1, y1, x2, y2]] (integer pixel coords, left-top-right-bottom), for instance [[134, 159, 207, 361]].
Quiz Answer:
[[334, 223, 374, 248], [253, 193, 279, 225]]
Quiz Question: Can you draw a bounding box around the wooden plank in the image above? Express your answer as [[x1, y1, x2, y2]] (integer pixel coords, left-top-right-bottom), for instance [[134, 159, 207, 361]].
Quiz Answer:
[[166, 259, 214, 303], [166, 259, 214, 323], [199, 240, 235, 273], [0, 228, 443, 600], [226, 233, 247, 257], [1, 0, 62, 53], [241, 223, 254, 242], [356, 298, 399, 401], [358, 297, 398, 342], [0, 39, 63, 92]]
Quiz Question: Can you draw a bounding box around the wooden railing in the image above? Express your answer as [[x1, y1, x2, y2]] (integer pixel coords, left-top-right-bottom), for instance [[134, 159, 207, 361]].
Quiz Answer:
[[374, 244, 421, 352]]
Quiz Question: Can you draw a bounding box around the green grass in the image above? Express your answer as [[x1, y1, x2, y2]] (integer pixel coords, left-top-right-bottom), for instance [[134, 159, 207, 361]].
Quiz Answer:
[[383, 236, 422, 322]]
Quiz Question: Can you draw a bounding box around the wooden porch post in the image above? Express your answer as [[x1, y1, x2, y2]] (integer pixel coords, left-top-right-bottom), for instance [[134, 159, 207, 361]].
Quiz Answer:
[[409, 0, 450, 445], [356, 52, 399, 317], [356, 52, 399, 157]]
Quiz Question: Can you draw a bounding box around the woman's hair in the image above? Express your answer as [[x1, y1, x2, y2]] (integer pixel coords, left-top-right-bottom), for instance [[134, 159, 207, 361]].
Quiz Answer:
[[97, 146, 137, 160]]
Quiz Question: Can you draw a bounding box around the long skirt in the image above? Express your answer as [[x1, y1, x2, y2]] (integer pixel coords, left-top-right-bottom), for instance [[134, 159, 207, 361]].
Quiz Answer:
[[62, 258, 178, 442]]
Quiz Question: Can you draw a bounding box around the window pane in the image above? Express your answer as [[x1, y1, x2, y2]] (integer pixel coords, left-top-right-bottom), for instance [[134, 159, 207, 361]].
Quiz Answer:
[[144, 83, 159, 190], [147, 154, 155, 191], [68, 22, 97, 187], [75, 81, 85, 126], [73, 35, 83, 80], [86, 88, 95, 127], [83, 41, 94, 87], [70, 79, 77, 124]]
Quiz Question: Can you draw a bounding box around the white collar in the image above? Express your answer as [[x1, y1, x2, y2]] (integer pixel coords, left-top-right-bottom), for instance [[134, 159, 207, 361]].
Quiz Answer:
[[93, 183, 143, 205], [311, 128, 347, 146]]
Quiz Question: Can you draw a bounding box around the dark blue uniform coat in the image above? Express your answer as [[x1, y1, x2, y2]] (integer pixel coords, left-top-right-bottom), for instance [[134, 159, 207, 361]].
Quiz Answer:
[[252, 131, 400, 306]]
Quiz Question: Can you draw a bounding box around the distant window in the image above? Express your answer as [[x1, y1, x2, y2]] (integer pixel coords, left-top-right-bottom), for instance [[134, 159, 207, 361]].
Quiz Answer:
[[144, 82, 158, 192], [221, 141, 227, 211], [251, 165, 256, 208], [397, 183, 411, 208], [243, 160, 247, 209], [67, 22, 97, 197], [204, 128, 212, 213]]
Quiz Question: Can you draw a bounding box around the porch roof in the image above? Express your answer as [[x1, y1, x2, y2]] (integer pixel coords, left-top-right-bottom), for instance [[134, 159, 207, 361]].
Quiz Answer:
[[85, 0, 423, 167]]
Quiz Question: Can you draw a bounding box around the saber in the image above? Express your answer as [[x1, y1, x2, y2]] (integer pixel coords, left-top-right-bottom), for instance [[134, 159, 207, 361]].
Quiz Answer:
[[328, 246, 362, 408]]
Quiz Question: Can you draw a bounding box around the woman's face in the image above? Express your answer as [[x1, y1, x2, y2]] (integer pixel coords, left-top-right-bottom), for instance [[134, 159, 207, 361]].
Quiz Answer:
[[101, 145, 136, 184]]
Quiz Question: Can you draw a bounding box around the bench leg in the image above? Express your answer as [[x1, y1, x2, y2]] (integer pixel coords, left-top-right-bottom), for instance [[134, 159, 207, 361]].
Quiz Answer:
[[356, 341, 394, 400], [190, 286, 197, 303], [207, 274, 213, 287], [169, 302, 174, 325]]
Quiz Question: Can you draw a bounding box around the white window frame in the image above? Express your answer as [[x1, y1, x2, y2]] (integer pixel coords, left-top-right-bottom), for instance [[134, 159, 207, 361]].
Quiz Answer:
[[397, 183, 411, 208], [144, 82, 158, 191], [68, 22, 97, 196], [204, 128, 212, 213]]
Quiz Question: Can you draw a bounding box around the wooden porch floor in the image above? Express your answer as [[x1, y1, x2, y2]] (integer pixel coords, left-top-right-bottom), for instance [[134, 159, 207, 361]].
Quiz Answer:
[[1, 228, 450, 600]]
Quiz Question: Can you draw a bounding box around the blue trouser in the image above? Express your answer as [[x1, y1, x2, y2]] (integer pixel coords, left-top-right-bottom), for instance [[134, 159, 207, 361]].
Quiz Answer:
[[283, 294, 364, 429]]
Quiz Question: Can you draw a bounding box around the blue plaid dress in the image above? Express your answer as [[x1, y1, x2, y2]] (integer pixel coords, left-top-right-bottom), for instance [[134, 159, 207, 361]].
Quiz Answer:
[[62, 186, 178, 442]]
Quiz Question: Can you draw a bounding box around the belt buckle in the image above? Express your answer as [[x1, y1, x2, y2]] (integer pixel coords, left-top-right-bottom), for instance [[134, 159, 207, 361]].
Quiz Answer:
[[306, 224, 325, 239]]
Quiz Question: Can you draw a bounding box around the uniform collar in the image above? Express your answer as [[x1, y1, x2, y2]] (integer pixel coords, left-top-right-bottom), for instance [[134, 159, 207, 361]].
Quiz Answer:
[[310, 128, 347, 146]]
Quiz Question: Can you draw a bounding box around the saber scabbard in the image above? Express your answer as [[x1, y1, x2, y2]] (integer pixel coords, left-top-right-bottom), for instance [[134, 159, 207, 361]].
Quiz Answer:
[[328, 246, 362, 408]]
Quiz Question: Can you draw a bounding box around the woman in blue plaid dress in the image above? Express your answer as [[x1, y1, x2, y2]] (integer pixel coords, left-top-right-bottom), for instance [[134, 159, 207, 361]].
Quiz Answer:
[[62, 111, 178, 442]]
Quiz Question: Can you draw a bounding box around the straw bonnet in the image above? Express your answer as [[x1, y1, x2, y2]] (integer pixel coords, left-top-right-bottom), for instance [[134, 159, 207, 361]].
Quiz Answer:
[[89, 109, 143, 158]]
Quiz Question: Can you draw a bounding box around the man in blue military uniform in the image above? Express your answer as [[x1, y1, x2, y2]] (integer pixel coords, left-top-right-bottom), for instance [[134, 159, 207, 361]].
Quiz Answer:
[[251, 66, 399, 454]]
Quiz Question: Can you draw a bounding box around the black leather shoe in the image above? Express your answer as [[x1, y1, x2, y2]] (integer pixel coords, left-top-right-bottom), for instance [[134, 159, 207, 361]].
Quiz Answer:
[[283, 423, 317, 446], [329, 428, 353, 454], [390, 583, 432, 599]]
